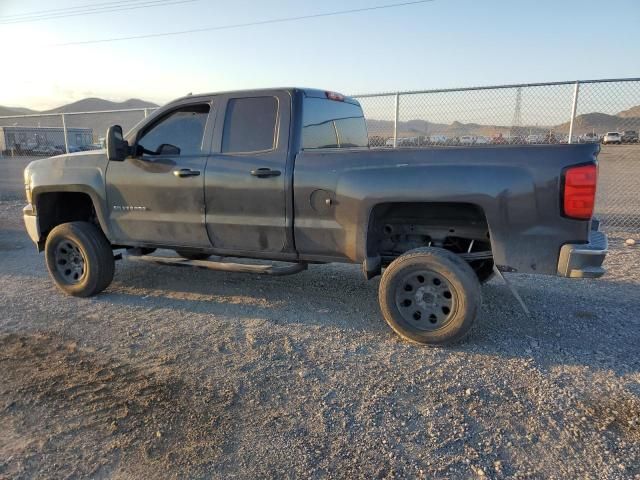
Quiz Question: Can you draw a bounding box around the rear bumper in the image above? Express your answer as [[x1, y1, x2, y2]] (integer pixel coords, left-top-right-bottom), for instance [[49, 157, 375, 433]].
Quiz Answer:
[[557, 228, 608, 278]]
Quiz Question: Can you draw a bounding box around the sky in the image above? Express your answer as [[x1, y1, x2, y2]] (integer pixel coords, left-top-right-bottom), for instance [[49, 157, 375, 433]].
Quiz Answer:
[[0, 0, 639, 111]]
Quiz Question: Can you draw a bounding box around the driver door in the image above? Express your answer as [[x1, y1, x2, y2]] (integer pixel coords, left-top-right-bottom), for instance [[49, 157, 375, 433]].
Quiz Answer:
[[106, 100, 214, 247]]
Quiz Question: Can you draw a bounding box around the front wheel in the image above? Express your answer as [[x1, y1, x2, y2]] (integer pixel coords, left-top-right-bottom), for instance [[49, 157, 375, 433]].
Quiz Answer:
[[45, 222, 115, 297], [378, 247, 481, 345]]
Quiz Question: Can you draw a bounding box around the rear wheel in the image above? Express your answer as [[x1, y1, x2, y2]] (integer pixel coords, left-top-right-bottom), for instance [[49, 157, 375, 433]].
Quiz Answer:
[[175, 250, 211, 261], [45, 222, 114, 297], [379, 247, 481, 345]]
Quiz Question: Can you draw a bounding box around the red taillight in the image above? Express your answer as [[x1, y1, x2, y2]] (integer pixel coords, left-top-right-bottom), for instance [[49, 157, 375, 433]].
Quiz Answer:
[[563, 164, 597, 220]]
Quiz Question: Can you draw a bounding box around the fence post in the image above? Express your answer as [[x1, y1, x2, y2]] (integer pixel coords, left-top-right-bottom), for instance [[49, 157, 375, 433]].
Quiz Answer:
[[61, 113, 69, 153], [393, 93, 400, 148], [144, 108, 149, 118], [568, 81, 580, 144]]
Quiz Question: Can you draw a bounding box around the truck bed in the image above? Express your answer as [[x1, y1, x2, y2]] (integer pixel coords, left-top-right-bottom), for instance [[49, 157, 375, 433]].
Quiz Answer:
[[293, 143, 600, 274]]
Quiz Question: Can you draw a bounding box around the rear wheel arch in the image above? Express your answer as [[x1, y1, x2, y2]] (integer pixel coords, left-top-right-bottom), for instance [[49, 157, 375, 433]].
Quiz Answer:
[[363, 201, 494, 279]]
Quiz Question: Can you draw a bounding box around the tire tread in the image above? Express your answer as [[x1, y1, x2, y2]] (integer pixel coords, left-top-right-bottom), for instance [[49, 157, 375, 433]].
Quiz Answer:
[[45, 221, 114, 297], [379, 247, 481, 345]]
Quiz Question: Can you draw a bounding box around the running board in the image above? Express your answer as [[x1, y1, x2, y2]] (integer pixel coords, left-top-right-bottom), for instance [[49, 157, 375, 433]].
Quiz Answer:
[[125, 254, 308, 276]]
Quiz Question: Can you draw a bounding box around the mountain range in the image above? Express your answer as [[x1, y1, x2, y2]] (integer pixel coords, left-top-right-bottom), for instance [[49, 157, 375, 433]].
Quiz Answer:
[[0, 99, 161, 139], [369, 109, 640, 139], [0, 98, 158, 117]]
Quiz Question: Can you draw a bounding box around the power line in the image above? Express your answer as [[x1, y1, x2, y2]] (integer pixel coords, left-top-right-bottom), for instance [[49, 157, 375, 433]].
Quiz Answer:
[[0, 0, 197, 25], [1, 0, 196, 24], [1, 0, 146, 19], [53, 0, 436, 47]]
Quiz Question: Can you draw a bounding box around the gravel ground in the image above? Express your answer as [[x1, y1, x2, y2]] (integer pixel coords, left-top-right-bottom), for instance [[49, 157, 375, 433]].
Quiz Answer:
[[0, 199, 639, 479]]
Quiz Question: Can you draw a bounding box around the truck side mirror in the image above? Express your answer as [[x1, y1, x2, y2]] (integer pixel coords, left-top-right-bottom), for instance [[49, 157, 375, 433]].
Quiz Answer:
[[157, 143, 181, 155], [106, 125, 128, 161]]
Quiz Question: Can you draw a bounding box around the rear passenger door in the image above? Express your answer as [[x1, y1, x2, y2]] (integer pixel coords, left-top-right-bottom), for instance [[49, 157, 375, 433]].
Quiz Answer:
[[204, 92, 291, 253]]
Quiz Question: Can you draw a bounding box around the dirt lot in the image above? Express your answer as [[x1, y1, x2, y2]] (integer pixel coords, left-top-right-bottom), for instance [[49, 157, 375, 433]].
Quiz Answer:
[[0, 198, 639, 479]]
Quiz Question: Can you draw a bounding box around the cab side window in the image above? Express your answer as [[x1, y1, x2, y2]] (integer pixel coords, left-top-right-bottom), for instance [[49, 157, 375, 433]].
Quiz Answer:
[[222, 97, 278, 153], [138, 104, 210, 156], [302, 98, 368, 149]]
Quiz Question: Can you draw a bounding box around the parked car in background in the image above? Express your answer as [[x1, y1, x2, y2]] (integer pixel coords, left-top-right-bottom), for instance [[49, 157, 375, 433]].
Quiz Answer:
[[621, 130, 638, 143], [368, 136, 387, 147], [544, 132, 558, 144], [399, 137, 420, 147], [429, 135, 448, 145], [579, 132, 600, 143], [475, 136, 490, 144], [384, 137, 418, 147], [19, 140, 39, 154], [459, 135, 475, 145], [31, 145, 64, 156], [527, 134, 543, 144], [490, 134, 507, 144], [508, 135, 526, 144], [602, 132, 622, 145]]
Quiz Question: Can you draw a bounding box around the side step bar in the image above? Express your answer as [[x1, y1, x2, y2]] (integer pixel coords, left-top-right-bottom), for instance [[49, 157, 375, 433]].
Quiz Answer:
[[125, 253, 308, 276]]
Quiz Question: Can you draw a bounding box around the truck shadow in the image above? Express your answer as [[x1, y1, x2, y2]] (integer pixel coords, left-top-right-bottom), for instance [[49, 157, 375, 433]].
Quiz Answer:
[[102, 259, 640, 377]]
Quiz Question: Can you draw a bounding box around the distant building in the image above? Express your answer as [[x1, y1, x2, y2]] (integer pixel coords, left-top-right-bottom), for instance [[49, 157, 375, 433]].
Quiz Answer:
[[0, 125, 94, 153]]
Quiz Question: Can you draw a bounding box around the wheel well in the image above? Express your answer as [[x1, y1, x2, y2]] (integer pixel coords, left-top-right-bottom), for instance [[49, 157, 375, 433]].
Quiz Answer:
[[367, 202, 492, 268], [36, 192, 99, 242]]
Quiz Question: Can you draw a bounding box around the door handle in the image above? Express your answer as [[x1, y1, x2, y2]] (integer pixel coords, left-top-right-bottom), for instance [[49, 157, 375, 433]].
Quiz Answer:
[[173, 168, 201, 178], [250, 168, 281, 178]]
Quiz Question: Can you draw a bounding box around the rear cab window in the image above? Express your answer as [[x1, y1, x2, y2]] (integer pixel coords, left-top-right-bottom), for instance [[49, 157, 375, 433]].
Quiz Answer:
[[222, 97, 279, 153], [302, 95, 368, 150]]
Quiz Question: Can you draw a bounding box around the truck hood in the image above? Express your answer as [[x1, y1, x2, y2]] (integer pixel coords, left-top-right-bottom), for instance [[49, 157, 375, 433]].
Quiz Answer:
[[26, 150, 110, 196], [26, 149, 107, 177]]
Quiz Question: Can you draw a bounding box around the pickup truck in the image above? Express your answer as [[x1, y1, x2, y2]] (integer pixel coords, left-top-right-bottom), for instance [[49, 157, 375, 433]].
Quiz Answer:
[[22, 88, 608, 345]]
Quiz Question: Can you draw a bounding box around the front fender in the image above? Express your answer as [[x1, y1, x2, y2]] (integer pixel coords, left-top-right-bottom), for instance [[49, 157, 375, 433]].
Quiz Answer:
[[27, 151, 112, 240]]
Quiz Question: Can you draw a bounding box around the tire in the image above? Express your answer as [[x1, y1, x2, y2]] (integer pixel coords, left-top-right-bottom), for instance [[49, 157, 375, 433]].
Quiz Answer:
[[472, 259, 495, 284], [175, 250, 211, 261], [45, 222, 115, 297], [379, 247, 481, 345]]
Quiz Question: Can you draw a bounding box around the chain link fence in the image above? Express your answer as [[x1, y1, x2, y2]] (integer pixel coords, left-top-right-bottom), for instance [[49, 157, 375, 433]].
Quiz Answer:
[[1, 79, 638, 232], [353, 78, 640, 234], [0, 108, 156, 199], [0, 108, 154, 155]]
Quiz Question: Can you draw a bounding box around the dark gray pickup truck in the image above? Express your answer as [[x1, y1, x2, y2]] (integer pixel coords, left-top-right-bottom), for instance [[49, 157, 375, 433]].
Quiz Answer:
[[23, 88, 608, 344]]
